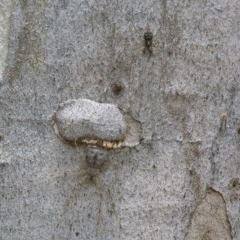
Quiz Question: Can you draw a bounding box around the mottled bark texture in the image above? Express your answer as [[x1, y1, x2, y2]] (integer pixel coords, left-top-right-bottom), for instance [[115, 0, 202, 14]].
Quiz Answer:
[[1, 1, 240, 240]]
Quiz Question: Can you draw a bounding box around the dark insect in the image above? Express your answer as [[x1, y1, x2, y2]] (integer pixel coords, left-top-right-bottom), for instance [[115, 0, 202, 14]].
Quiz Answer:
[[143, 31, 153, 55]]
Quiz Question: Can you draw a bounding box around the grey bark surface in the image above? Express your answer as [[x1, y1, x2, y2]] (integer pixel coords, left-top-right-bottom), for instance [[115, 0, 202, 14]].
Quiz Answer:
[[0, 1, 240, 240]]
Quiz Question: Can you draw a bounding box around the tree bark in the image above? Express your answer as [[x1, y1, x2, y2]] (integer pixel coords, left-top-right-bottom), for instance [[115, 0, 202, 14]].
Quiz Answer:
[[1, 1, 240, 239]]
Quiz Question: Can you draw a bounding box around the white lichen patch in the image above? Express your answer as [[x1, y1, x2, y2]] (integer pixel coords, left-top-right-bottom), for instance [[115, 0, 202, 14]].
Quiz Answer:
[[0, 0, 12, 83], [52, 98, 141, 148]]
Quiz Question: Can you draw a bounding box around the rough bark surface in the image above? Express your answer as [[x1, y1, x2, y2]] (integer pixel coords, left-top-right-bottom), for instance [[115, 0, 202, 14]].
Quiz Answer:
[[1, 1, 240, 240]]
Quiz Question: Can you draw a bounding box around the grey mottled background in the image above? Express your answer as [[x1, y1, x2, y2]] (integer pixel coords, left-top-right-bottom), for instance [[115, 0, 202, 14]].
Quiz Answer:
[[1, 0, 240, 239]]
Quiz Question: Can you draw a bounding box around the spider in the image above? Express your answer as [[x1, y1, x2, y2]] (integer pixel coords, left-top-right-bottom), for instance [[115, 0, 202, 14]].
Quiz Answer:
[[143, 31, 153, 55], [128, 23, 162, 61], [85, 145, 109, 181], [31, 145, 117, 233]]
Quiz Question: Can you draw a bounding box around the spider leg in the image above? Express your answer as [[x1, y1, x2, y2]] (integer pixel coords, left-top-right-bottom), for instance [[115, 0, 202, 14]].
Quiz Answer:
[[56, 174, 88, 228], [106, 188, 116, 215], [97, 190, 103, 226], [31, 169, 82, 187]]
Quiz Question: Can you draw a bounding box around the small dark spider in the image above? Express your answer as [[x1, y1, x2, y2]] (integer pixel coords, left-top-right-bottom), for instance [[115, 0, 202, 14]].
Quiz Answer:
[[143, 31, 153, 55], [144, 31, 153, 47]]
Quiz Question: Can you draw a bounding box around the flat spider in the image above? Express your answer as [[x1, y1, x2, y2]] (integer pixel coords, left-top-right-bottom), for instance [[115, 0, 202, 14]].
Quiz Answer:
[[31, 145, 117, 233]]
